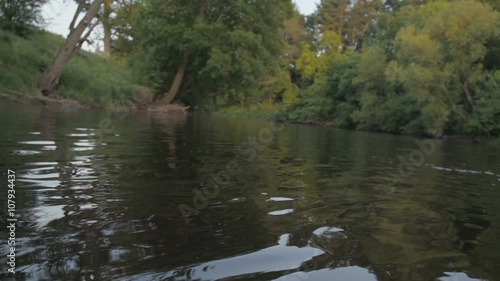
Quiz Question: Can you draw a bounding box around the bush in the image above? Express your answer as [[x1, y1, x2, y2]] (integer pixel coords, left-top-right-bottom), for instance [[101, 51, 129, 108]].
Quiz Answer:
[[0, 0, 47, 36], [465, 71, 500, 137]]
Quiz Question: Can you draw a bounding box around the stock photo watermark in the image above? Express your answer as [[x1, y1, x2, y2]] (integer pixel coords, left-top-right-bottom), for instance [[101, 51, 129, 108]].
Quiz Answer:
[[5, 169, 17, 274], [396, 138, 438, 180], [391, 119, 465, 188]]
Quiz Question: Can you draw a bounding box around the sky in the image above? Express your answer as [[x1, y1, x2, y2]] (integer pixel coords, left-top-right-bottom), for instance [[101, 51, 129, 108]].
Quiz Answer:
[[42, 0, 320, 38], [294, 0, 320, 15], [42, 1, 78, 37]]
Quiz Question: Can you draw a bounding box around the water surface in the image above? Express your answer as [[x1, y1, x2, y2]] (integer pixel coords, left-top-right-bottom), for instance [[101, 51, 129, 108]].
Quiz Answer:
[[0, 102, 499, 281]]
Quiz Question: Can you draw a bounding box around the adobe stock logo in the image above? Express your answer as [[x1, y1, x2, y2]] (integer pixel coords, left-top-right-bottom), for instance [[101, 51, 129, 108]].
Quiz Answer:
[[396, 138, 437, 179]]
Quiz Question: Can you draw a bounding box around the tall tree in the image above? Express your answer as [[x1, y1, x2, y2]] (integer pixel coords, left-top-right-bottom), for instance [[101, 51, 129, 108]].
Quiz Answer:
[[317, 0, 350, 46], [347, 0, 383, 49], [386, 0, 500, 136], [160, 0, 210, 104], [38, 0, 104, 95], [138, 0, 293, 105]]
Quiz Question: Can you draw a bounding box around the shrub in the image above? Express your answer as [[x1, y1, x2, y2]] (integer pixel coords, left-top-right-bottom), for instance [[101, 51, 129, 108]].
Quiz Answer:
[[0, 0, 47, 36]]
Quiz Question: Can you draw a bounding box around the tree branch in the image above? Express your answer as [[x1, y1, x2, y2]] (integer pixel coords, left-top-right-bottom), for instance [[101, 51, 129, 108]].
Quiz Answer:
[[73, 20, 99, 55], [69, 1, 86, 32], [463, 80, 475, 110]]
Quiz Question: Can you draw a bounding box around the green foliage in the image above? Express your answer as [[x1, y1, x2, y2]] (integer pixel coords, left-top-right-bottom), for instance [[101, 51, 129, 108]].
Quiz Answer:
[[136, 0, 294, 107], [111, 0, 150, 60], [0, 30, 57, 95], [465, 71, 500, 136], [317, 0, 350, 36], [322, 55, 360, 128], [58, 54, 145, 108], [284, 0, 500, 138], [296, 31, 342, 82], [296, 44, 319, 80], [350, 45, 418, 133], [0, 0, 47, 36], [284, 82, 335, 123], [387, 0, 500, 136], [280, 55, 354, 124], [0, 29, 148, 108]]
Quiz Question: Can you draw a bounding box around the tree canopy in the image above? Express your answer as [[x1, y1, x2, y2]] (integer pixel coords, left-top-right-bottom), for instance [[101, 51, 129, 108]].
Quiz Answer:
[[134, 0, 294, 106], [280, 0, 500, 138]]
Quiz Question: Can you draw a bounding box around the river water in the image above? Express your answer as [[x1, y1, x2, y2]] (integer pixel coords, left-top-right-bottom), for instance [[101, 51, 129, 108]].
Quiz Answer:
[[0, 101, 499, 281]]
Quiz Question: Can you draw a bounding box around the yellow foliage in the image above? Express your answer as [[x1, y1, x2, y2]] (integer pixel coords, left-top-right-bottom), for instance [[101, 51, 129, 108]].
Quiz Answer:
[[296, 44, 318, 80]]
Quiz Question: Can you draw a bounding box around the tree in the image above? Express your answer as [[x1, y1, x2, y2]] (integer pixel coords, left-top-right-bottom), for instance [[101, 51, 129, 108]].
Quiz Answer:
[[138, 0, 293, 106], [317, 0, 350, 42], [264, 7, 305, 106], [159, 0, 210, 105], [0, 0, 47, 35], [386, 0, 500, 136], [108, 0, 144, 59], [296, 44, 319, 81], [281, 8, 305, 65], [38, 0, 104, 95], [69, 0, 115, 58], [102, 0, 113, 58], [296, 29, 342, 82], [346, 0, 383, 49]]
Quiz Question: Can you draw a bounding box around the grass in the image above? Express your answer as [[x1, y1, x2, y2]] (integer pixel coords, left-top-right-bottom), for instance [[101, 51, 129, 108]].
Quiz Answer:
[[0, 29, 152, 108]]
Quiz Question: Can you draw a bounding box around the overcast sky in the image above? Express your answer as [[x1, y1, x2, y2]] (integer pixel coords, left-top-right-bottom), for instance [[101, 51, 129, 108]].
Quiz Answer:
[[294, 0, 320, 15], [42, 0, 320, 37]]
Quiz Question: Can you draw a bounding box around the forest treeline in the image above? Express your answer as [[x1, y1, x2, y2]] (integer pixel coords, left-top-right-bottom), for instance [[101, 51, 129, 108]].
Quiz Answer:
[[1, 0, 499, 137]]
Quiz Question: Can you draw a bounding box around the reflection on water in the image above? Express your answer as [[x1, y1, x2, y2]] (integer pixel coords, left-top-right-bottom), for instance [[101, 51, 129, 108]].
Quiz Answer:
[[268, 209, 295, 216], [120, 234, 327, 281], [275, 266, 378, 281], [0, 102, 499, 281]]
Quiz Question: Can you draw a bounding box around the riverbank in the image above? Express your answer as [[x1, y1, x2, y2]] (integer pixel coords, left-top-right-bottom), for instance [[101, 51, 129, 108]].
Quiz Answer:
[[0, 90, 83, 107], [0, 29, 152, 109], [0, 90, 193, 115], [3, 88, 497, 145], [214, 105, 499, 145]]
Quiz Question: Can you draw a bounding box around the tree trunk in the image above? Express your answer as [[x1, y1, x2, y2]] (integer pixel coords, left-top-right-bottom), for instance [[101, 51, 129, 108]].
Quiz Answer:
[[69, 2, 83, 32], [103, 22, 112, 58], [102, 0, 112, 58], [338, 0, 348, 41], [160, 52, 189, 104], [463, 80, 475, 110], [160, 0, 210, 104], [38, 0, 104, 95]]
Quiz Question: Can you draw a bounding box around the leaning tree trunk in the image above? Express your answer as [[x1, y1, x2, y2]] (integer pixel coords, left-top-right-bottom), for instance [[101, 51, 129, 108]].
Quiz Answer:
[[160, 52, 189, 104], [160, 0, 210, 104], [38, 0, 104, 95]]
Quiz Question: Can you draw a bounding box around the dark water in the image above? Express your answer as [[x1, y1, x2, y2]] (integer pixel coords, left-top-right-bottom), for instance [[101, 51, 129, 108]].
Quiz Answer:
[[0, 102, 499, 281]]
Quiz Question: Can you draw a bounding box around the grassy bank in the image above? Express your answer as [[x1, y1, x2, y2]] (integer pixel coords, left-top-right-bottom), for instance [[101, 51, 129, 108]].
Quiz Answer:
[[0, 29, 152, 108]]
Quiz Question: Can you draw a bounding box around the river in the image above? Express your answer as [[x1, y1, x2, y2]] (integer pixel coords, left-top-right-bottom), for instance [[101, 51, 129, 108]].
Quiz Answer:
[[0, 101, 499, 281]]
